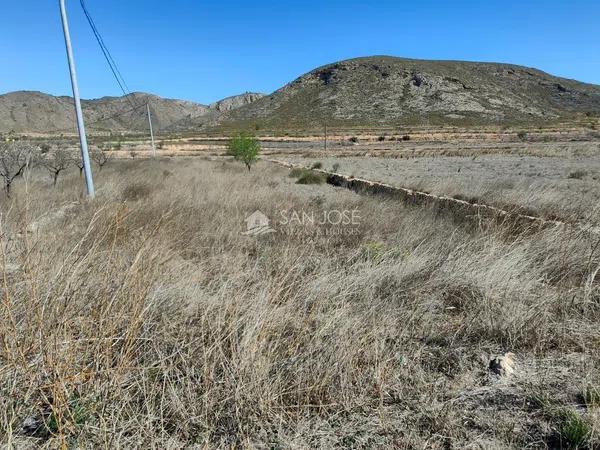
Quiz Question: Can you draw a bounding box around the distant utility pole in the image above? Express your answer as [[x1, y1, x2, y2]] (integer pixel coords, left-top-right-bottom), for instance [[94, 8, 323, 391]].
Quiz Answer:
[[147, 103, 156, 157], [59, 0, 95, 198]]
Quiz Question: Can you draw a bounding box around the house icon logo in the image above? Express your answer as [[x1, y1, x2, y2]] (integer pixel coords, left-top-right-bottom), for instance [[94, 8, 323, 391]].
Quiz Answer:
[[242, 210, 276, 236]]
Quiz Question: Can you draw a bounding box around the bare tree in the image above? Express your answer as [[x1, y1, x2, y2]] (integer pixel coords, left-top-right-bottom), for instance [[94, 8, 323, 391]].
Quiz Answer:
[[44, 148, 71, 187], [70, 151, 85, 177], [91, 148, 111, 170], [40, 143, 52, 155], [0, 142, 36, 197]]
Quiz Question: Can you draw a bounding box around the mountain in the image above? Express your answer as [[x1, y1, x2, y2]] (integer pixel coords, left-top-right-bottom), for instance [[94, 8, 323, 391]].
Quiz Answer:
[[0, 91, 263, 134], [166, 92, 267, 132], [4, 56, 600, 134], [220, 56, 600, 128], [209, 92, 265, 112]]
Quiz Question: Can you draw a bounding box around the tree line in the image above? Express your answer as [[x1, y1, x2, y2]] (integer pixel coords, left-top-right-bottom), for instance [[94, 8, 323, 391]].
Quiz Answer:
[[0, 141, 111, 196]]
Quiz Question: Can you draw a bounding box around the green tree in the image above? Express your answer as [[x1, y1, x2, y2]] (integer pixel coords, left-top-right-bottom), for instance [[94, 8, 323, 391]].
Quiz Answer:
[[227, 133, 260, 171]]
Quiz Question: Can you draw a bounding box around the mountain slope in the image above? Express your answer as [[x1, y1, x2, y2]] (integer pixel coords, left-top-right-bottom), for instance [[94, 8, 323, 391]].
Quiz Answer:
[[0, 91, 264, 134], [221, 56, 600, 128], [4, 57, 600, 133], [0, 91, 211, 133], [166, 92, 267, 132], [209, 92, 265, 112]]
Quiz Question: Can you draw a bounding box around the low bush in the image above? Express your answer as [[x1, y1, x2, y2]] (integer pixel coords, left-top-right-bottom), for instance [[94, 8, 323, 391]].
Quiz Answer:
[[568, 170, 587, 180], [296, 170, 326, 185], [583, 385, 600, 407], [558, 410, 591, 448], [288, 167, 306, 178], [121, 182, 152, 201]]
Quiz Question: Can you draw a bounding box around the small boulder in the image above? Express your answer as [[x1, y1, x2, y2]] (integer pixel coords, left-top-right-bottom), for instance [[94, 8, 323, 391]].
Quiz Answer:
[[22, 415, 44, 436], [489, 352, 515, 377]]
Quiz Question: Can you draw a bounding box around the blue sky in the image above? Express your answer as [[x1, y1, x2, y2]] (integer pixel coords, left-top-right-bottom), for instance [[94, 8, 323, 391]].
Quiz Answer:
[[2, 0, 599, 104]]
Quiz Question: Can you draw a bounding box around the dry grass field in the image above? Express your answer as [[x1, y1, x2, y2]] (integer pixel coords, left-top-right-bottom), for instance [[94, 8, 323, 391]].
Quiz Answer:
[[281, 151, 600, 225], [0, 149, 599, 449]]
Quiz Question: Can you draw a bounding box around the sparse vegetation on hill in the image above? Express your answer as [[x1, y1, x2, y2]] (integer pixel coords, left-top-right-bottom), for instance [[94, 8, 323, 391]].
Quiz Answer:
[[3, 57, 600, 135], [0, 91, 265, 134], [221, 56, 600, 129]]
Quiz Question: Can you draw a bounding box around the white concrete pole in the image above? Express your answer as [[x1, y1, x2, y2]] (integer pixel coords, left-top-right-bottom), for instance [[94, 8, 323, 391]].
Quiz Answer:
[[147, 103, 156, 157], [59, 0, 95, 197]]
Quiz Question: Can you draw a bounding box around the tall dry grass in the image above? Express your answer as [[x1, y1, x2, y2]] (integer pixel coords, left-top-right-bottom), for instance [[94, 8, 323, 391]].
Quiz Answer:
[[0, 158, 599, 448]]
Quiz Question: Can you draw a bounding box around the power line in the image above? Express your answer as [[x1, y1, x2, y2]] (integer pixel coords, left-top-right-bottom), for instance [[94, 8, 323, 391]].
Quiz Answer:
[[79, 0, 139, 110], [87, 103, 148, 128], [78, 0, 157, 143], [46, 1, 152, 137], [47, 101, 148, 134], [80, 0, 131, 92]]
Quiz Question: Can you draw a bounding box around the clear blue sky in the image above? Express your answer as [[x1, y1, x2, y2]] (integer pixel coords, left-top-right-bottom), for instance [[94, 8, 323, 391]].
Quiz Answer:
[[2, 0, 599, 104]]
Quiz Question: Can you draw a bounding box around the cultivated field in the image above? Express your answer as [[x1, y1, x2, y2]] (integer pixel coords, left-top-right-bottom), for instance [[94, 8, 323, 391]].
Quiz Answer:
[[1, 125, 600, 448]]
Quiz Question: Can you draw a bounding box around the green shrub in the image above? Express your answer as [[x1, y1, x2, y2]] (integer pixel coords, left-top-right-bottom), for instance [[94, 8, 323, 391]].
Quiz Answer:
[[568, 170, 587, 180], [402, 135, 411, 141], [296, 171, 326, 185], [377, 135, 386, 142], [349, 136, 359, 143], [227, 133, 261, 171], [311, 161, 323, 169], [362, 241, 385, 262], [517, 131, 527, 140], [558, 410, 590, 448], [583, 385, 600, 407], [45, 396, 90, 436], [288, 167, 306, 178]]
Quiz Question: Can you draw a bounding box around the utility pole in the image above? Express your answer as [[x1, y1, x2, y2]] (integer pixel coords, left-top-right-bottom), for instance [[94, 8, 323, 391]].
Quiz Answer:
[[147, 103, 156, 157], [59, 0, 95, 198]]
